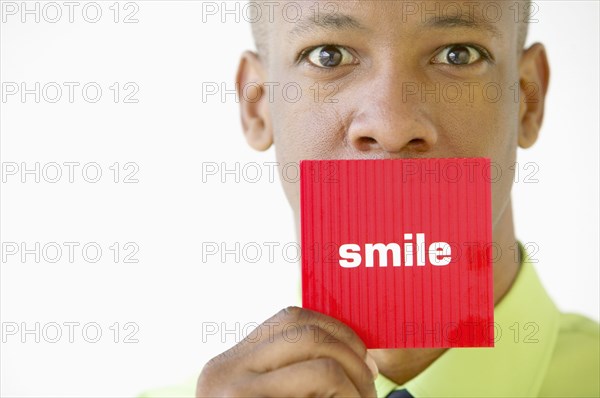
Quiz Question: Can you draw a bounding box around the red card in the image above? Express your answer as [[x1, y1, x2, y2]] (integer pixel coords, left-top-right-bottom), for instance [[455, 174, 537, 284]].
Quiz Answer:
[[300, 158, 494, 348]]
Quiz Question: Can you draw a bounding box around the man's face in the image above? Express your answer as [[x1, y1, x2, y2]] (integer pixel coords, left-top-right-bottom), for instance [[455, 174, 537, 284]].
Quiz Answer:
[[239, 0, 547, 230]]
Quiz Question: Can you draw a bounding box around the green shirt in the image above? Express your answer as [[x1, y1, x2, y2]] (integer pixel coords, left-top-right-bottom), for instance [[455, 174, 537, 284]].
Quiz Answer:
[[140, 244, 600, 397], [377, 245, 600, 397]]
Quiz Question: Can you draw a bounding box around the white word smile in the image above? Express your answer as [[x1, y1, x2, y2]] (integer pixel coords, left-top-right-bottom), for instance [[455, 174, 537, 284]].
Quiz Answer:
[[339, 233, 452, 268]]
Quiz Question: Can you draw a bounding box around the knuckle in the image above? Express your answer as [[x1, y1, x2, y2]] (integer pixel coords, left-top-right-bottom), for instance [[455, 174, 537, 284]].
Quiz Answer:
[[199, 355, 228, 385], [197, 371, 250, 397], [276, 305, 302, 323], [203, 344, 243, 372], [284, 305, 302, 318], [202, 355, 222, 374], [273, 306, 299, 320]]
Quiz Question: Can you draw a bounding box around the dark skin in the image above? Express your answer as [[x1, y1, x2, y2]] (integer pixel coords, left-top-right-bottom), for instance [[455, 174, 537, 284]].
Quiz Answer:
[[197, 1, 550, 396]]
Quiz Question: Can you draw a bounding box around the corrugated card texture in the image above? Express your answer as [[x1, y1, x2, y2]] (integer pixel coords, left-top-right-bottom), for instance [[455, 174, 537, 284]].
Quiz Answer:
[[300, 158, 493, 348]]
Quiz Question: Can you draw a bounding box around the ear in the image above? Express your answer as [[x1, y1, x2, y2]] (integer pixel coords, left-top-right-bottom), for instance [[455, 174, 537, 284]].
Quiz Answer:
[[517, 43, 550, 149], [236, 51, 273, 151]]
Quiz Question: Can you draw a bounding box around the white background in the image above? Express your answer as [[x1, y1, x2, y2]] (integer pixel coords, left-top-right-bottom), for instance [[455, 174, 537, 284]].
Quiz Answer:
[[1, 1, 598, 396]]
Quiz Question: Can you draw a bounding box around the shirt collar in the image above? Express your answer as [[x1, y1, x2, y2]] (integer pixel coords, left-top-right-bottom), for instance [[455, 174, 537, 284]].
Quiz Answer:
[[375, 241, 561, 397]]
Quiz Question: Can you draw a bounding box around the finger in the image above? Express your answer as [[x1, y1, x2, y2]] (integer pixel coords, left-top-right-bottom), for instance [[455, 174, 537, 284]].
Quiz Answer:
[[247, 358, 364, 398], [253, 306, 369, 360], [246, 324, 376, 397]]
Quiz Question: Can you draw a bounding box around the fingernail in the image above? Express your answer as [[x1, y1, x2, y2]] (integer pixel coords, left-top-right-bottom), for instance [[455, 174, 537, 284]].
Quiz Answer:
[[365, 351, 379, 380]]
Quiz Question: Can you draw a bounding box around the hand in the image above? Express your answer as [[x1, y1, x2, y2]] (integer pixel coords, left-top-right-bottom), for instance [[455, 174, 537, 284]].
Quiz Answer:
[[196, 306, 379, 397]]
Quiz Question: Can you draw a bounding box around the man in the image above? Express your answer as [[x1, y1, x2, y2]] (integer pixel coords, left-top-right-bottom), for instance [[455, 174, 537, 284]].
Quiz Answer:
[[144, 1, 600, 396]]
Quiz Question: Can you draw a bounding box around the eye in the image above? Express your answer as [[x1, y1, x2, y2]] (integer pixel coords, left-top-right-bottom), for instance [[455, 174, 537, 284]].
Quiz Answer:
[[302, 45, 356, 68], [431, 44, 490, 66]]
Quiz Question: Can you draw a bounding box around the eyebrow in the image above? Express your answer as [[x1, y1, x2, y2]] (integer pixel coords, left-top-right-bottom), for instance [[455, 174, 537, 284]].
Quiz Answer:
[[423, 15, 504, 39], [288, 13, 368, 38]]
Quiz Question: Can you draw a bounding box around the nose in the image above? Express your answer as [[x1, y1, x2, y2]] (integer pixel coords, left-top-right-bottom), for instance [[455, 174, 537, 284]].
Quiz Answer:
[[346, 73, 439, 155]]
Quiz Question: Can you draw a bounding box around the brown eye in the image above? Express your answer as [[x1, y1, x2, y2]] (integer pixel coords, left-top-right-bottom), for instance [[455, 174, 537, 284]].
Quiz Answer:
[[447, 45, 472, 64], [432, 44, 484, 66], [307, 45, 355, 68]]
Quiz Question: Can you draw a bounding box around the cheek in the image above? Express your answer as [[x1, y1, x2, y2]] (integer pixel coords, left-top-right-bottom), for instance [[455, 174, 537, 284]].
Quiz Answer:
[[434, 81, 521, 227], [434, 80, 519, 149], [270, 93, 351, 210], [272, 102, 346, 162]]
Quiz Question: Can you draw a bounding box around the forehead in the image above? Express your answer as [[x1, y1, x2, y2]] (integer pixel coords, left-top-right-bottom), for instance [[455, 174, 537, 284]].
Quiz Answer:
[[265, 0, 518, 39]]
